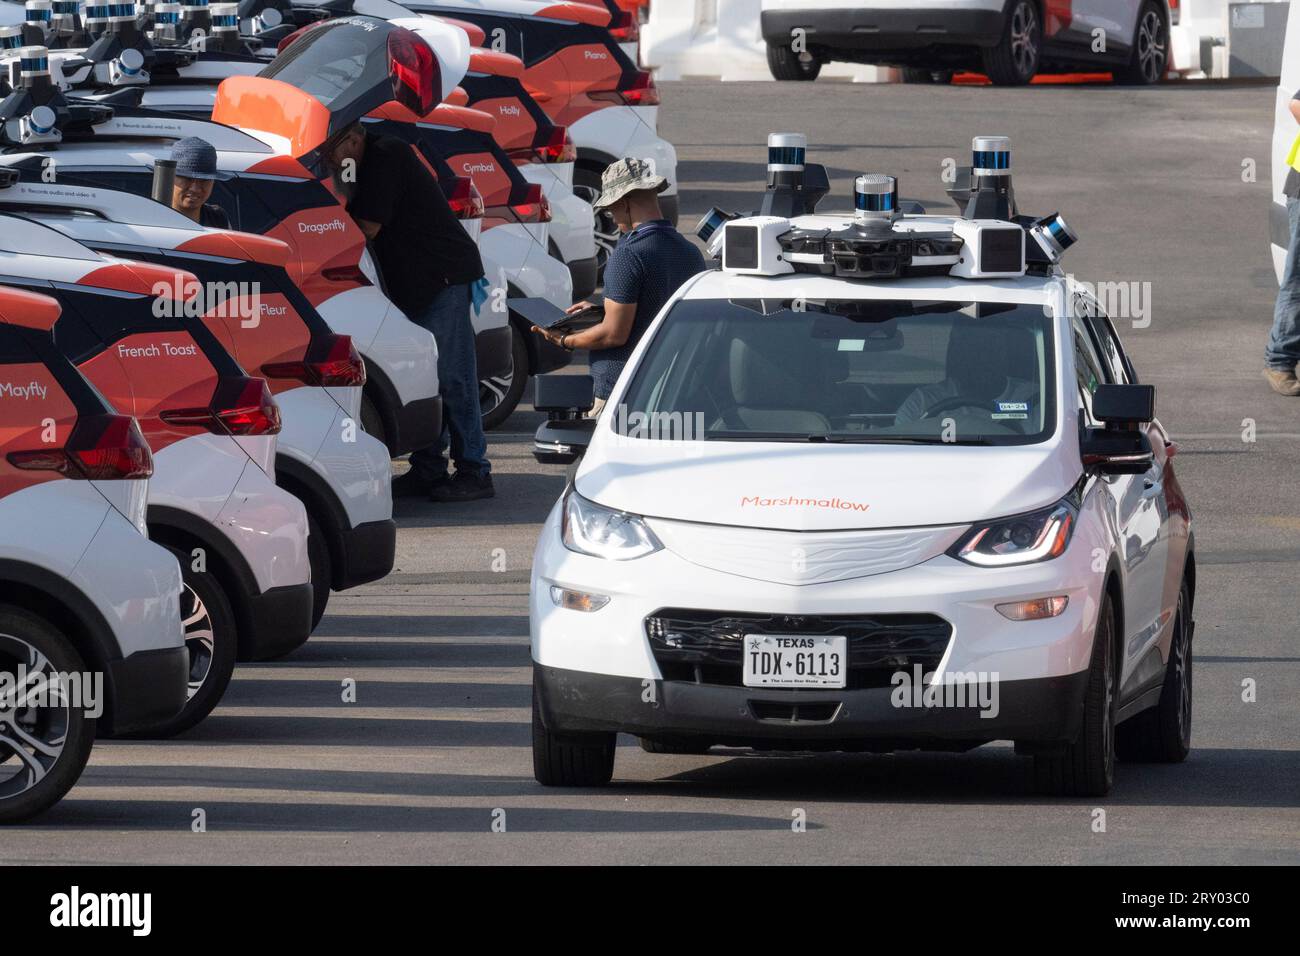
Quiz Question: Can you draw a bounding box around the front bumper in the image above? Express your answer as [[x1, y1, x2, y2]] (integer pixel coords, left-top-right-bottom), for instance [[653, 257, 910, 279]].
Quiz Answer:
[[476, 324, 514, 382], [105, 645, 189, 736], [242, 582, 315, 661], [759, 8, 1005, 54], [534, 663, 1089, 747], [335, 517, 397, 591], [527, 502, 1107, 702], [567, 254, 599, 302]]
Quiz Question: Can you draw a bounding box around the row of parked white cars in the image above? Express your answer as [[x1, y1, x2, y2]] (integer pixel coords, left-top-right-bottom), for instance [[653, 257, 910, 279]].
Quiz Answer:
[[0, 0, 674, 821]]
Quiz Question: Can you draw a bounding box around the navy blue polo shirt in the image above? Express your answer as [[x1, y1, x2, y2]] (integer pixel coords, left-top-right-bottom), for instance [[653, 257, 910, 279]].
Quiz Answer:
[[590, 219, 705, 399]]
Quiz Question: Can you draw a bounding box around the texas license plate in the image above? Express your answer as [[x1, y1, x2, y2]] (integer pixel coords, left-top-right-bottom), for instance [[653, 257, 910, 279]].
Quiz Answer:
[[741, 635, 847, 689]]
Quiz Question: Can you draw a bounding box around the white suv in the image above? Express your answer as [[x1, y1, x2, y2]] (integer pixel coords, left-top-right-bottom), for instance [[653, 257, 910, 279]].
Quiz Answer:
[[527, 137, 1195, 796], [0, 284, 187, 823], [761, 0, 1173, 85]]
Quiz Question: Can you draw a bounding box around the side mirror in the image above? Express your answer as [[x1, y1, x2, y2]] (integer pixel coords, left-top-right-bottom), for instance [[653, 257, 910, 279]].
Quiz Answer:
[[534, 418, 596, 465], [532, 374, 596, 465], [533, 373, 594, 415], [1092, 383, 1154, 426]]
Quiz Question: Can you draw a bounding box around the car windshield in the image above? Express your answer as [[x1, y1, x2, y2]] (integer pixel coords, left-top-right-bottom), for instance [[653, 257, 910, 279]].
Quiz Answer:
[[616, 298, 1057, 445]]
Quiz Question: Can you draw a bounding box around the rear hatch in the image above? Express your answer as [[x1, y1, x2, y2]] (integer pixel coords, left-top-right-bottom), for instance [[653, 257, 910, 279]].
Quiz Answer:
[[0, 216, 281, 476]]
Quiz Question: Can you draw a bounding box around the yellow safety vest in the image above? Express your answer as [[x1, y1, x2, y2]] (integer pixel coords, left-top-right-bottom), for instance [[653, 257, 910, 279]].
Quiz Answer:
[[1287, 131, 1300, 172]]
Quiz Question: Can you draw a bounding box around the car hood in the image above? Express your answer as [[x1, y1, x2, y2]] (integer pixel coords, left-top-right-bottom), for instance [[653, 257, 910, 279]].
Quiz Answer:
[[574, 435, 1079, 531]]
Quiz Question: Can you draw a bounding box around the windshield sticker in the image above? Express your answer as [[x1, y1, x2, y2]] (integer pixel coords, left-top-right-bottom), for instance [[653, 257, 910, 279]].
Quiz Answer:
[[997, 401, 1028, 411], [837, 339, 865, 352], [740, 495, 870, 513]]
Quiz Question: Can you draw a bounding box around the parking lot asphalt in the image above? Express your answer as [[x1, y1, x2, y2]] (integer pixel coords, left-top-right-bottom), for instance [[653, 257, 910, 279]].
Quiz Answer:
[[6, 81, 1298, 865]]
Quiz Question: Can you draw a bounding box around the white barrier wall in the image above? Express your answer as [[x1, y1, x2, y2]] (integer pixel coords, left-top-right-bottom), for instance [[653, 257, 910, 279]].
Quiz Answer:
[[641, 0, 898, 81]]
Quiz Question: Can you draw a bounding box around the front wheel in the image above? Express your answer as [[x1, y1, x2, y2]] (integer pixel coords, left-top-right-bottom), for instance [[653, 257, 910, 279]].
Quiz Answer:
[[306, 511, 332, 631], [1033, 593, 1117, 796], [1112, 2, 1168, 85], [132, 546, 237, 739], [766, 40, 822, 81], [481, 324, 527, 431], [982, 0, 1041, 85], [532, 680, 615, 786], [1117, 581, 1192, 762], [0, 607, 96, 824]]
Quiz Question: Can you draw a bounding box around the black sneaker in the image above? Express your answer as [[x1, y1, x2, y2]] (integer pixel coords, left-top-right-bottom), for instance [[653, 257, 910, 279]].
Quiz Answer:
[[430, 471, 495, 502], [391, 469, 442, 499]]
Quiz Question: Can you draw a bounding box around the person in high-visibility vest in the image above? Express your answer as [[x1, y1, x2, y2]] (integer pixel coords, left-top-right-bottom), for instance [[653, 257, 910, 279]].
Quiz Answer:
[[1267, 95, 1300, 396]]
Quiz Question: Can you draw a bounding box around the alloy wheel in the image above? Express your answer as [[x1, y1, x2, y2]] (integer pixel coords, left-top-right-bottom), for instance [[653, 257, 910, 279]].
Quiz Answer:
[[181, 582, 215, 703], [1010, 2, 1040, 79], [1136, 10, 1167, 83], [0, 635, 69, 800]]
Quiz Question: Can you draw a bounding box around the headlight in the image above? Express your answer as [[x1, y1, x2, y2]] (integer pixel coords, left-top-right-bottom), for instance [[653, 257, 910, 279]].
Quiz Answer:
[[562, 490, 663, 561], [949, 500, 1076, 567]]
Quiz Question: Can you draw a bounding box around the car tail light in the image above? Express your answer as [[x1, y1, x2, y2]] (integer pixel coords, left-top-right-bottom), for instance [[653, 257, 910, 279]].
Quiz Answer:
[[1167, 0, 1180, 25], [447, 176, 485, 220], [8, 413, 153, 480], [262, 333, 366, 388], [609, 10, 639, 42], [321, 263, 372, 286], [533, 126, 577, 163], [511, 184, 551, 223], [592, 69, 659, 106], [388, 29, 437, 116], [160, 376, 282, 436]]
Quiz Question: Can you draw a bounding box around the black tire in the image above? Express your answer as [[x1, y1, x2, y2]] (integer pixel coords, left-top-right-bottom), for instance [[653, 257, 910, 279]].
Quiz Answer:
[[639, 736, 712, 755], [1112, 2, 1168, 85], [0, 606, 96, 824], [532, 679, 615, 786], [132, 545, 238, 739], [902, 68, 954, 84], [982, 0, 1041, 85], [766, 40, 821, 81], [306, 511, 332, 631], [359, 390, 388, 455], [480, 323, 527, 431], [1117, 581, 1192, 763], [1033, 593, 1117, 796]]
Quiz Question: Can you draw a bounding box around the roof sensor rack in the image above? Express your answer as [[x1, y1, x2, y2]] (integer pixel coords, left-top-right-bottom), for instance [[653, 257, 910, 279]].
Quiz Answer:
[[713, 133, 1072, 282]]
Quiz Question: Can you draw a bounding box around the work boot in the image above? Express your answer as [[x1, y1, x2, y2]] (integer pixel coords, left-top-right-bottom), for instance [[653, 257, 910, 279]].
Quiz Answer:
[[430, 471, 495, 502], [391, 469, 439, 498], [1263, 368, 1300, 396]]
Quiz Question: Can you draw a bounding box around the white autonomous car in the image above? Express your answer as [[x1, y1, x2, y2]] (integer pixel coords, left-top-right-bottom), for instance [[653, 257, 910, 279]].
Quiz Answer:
[[527, 135, 1195, 797]]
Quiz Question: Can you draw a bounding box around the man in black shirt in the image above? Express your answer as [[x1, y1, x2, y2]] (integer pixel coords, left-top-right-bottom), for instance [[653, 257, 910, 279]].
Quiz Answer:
[[325, 123, 494, 500]]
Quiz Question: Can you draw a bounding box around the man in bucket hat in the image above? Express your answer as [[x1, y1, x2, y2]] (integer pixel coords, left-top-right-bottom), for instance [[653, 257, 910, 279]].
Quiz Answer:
[[164, 137, 232, 229], [533, 157, 704, 417]]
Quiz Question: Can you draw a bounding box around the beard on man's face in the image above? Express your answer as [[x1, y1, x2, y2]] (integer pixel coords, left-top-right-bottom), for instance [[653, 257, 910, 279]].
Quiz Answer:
[[332, 170, 357, 201]]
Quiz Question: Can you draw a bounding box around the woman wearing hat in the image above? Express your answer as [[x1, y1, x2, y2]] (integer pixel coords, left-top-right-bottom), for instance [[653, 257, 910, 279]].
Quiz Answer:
[[166, 136, 232, 229]]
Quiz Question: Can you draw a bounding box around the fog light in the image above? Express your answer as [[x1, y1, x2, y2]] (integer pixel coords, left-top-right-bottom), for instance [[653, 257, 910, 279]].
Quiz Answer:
[[550, 586, 610, 613], [996, 595, 1068, 621]]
